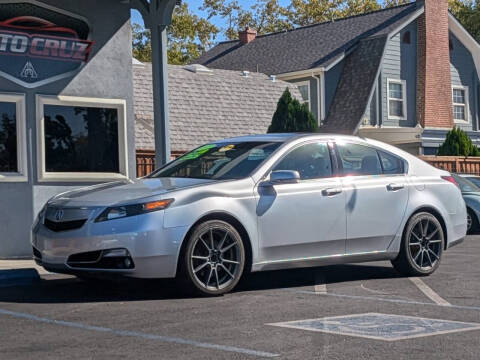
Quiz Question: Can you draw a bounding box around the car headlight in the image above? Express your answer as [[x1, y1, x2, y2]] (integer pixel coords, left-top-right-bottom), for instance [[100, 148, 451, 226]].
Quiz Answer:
[[95, 199, 174, 222]]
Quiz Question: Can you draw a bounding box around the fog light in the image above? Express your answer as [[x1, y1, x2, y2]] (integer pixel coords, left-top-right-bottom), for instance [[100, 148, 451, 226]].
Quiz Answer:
[[102, 249, 129, 258], [124, 258, 132, 268]]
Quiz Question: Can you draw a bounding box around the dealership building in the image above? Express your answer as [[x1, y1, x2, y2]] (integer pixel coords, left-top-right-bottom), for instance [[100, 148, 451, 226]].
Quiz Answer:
[[0, 0, 174, 257]]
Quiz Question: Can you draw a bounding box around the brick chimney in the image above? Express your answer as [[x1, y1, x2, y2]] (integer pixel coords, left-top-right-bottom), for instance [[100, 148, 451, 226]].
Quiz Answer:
[[239, 27, 257, 44], [417, 0, 454, 129]]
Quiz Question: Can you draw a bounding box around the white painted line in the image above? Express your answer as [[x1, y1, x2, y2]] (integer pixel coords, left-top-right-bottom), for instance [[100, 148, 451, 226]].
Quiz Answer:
[[291, 290, 480, 312], [409, 277, 451, 306], [314, 272, 327, 294], [0, 308, 279, 358]]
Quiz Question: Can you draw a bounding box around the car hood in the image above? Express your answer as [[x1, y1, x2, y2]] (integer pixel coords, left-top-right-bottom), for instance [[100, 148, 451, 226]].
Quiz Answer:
[[48, 177, 215, 207]]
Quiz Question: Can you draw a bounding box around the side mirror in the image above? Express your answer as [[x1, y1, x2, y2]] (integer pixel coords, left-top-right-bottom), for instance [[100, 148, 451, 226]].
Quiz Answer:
[[270, 170, 300, 185]]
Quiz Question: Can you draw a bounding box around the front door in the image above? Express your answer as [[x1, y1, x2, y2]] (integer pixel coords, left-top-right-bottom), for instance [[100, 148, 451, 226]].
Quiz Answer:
[[255, 141, 346, 264], [336, 142, 409, 254]]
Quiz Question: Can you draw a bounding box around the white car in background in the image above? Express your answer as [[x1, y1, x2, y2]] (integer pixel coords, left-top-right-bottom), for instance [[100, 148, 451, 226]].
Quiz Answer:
[[33, 134, 467, 296]]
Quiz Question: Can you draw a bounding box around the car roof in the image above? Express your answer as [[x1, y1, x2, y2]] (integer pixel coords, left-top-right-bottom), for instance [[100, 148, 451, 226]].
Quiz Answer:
[[214, 133, 362, 144]]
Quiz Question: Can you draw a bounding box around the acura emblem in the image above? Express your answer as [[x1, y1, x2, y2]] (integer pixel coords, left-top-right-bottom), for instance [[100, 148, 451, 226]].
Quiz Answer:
[[54, 209, 64, 221]]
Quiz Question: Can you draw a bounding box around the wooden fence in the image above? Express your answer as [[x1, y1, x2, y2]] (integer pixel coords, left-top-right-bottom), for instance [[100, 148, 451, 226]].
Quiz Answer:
[[419, 156, 480, 175], [137, 151, 480, 178], [136, 150, 185, 177]]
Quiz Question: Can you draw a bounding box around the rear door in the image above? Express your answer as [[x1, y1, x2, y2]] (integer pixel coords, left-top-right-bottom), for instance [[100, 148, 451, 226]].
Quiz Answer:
[[335, 142, 409, 254]]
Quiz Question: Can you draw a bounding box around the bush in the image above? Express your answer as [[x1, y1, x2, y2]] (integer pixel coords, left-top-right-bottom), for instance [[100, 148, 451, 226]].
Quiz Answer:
[[437, 127, 480, 157], [268, 88, 318, 133]]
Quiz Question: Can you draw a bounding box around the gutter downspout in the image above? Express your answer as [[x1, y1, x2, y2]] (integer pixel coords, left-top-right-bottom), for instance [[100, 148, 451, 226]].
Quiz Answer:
[[314, 72, 324, 127]]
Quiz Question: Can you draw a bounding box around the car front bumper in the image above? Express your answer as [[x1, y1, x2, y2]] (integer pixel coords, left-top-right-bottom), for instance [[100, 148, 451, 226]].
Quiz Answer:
[[32, 210, 189, 279]]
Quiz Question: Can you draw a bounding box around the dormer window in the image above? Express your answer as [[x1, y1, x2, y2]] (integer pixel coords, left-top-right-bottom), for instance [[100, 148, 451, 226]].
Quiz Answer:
[[402, 31, 411, 44]]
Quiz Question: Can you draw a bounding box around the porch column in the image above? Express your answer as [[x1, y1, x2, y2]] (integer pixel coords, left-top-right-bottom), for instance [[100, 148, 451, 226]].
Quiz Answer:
[[133, 0, 177, 167]]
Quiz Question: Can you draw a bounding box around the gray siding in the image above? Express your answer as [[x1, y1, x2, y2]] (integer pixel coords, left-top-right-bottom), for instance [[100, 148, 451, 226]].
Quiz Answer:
[[0, 0, 134, 257], [450, 32, 479, 132], [289, 77, 320, 123], [379, 20, 417, 127], [325, 60, 345, 118]]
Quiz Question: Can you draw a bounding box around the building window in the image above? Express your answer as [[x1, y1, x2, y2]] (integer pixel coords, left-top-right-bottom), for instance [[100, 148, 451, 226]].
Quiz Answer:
[[387, 79, 407, 120], [0, 93, 27, 182], [37, 95, 128, 182], [452, 86, 469, 122], [296, 81, 310, 109], [402, 31, 411, 44]]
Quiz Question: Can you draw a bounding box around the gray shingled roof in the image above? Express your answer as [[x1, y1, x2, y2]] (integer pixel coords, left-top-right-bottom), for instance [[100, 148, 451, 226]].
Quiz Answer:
[[195, 3, 418, 75], [134, 64, 302, 152], [322, 36, 388, 134]]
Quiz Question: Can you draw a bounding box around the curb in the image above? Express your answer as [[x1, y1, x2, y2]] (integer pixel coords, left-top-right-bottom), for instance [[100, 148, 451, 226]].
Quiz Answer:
[[0, 269, 40, 287]]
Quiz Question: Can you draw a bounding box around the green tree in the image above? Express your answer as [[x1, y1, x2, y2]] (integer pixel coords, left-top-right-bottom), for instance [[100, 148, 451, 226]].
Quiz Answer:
[[437, 127, 480, 156], [201, 0, 291, 40], [268, 88, 318, 133], [132, 2, 219, 64], [384, 0, 412, 8], [340, 0, 381, 17], [449, 0, 480, 42]]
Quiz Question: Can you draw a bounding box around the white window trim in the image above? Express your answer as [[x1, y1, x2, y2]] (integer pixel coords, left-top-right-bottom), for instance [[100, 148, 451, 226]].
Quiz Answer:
[[387, 78, 407, 121], [36, 95, 129, 182], [296, 81, 311, 110], [452, 85, 470, 123], [0, 93, 27, 182]]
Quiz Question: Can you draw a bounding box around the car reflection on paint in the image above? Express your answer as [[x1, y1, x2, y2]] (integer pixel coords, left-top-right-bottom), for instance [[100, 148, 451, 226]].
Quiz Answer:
[[32, 134, 467, 296]]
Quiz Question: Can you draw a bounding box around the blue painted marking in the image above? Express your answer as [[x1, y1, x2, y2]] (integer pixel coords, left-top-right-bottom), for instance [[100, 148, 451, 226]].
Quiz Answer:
[[269, 313, 480, 341]]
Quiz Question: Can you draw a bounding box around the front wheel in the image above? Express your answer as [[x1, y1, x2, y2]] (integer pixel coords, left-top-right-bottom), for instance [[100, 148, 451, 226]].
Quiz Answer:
[[467, 208, 478, 234], [392, 212, 444, 276], [183, 220, 245, 296]]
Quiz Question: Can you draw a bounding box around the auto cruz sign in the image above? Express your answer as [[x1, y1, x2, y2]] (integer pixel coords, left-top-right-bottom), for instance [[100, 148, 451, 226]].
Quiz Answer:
[[0, 3, 93, 88]]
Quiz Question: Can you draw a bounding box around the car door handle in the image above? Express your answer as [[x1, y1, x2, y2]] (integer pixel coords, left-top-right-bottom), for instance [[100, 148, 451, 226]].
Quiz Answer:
[[387, 183, 405, 191], [322, 188, 343, 196]]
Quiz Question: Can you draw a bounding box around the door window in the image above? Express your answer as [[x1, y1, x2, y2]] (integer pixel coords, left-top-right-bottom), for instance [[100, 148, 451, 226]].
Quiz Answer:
[[378, 151, 405, 175], [337, 143, 382, 176], [273, 142, 332, 180]]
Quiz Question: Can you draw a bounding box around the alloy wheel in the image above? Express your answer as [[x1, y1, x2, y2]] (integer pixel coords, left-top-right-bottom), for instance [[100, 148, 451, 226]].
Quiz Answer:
[[190, 226, 242, 291], [407, 216, 443, 271], [467, 213, 472, 232]]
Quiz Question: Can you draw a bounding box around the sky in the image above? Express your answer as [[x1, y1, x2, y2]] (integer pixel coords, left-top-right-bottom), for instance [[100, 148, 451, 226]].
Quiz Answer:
[[131, 0, 393, 41]]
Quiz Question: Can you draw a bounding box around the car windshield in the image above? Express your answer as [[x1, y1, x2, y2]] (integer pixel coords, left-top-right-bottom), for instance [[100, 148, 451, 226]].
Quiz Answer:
[[149, 141, 281, 180], [453, 174, 480, 193], [464, 176, 480, 188]]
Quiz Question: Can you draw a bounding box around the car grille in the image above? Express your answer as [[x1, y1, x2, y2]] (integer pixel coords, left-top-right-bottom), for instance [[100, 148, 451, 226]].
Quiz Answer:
[[44, 218, 87, 232]]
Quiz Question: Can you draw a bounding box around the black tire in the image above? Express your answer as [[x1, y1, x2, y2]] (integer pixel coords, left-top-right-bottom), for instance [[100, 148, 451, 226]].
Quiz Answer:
[[467, 208, 478, 235], [182, 220, 245, 296], [392, 212, 444, 277]]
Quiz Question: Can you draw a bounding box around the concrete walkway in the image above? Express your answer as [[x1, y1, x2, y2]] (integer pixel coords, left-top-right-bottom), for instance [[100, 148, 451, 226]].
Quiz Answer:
[[0, 260, 50, 275]]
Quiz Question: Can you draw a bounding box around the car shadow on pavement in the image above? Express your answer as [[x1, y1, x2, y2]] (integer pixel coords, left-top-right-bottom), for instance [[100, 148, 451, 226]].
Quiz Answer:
[[0, 264, 402, 304]]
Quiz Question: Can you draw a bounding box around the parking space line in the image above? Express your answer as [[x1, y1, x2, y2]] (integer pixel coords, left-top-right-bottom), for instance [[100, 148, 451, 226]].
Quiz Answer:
[[292, 290, 480, 312], [409, 277, 451, 306], [314, 271, 327, 294], [0, 308, 279, 358]]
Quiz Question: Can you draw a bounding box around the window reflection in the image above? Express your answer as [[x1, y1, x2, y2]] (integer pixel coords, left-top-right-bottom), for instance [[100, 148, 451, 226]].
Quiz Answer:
[[44, 105, 119, 173], [0, 102, 17, 173]]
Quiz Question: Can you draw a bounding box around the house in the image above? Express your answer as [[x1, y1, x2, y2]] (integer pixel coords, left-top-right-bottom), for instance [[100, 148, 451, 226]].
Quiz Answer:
[[195, 0, 480, 155], [133, 62, 301, 156]]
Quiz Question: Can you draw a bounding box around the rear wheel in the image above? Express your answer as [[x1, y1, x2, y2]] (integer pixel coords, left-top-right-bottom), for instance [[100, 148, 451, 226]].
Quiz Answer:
[[183, 220, 245, 296], [467, 208, 478, 234], [392, 212, 444, 276]]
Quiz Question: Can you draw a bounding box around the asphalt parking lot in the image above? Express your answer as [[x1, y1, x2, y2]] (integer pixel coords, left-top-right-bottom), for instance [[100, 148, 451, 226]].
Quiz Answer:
[[1, 236, 479, 360]]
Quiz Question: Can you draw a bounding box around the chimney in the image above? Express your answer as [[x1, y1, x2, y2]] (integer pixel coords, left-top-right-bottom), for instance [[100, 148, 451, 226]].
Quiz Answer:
[[239, 27, 257, 44], [417, 0, 454, 129]]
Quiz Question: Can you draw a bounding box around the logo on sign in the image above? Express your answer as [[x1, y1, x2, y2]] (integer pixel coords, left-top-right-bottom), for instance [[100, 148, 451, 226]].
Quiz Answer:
[[0, 3, 93, 88]]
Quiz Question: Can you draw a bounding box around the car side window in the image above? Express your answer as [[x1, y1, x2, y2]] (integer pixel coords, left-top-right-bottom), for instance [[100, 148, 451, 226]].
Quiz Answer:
[[337, 143, 382, 176], [378, 151, 405, 175], [273, 142, 332, 180]]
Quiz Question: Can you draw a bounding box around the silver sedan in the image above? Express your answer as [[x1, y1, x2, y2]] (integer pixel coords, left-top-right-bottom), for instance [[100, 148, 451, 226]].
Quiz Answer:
[[32, 134, 467, 296]]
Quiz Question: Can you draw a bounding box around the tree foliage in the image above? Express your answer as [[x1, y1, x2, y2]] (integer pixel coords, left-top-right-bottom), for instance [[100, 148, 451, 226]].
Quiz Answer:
[[133, 2, 219, 64], [268, 88, 318, 133], [437, 127, 480, 157], [132, 0, 480, 63]]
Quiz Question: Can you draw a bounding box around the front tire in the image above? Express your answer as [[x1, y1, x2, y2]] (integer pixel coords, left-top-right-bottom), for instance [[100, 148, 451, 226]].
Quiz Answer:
[[183, 220, 245, 296], [392, 212, 444, 276]]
